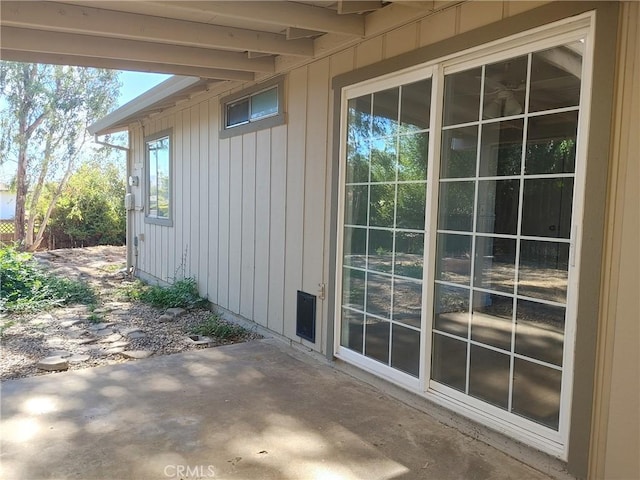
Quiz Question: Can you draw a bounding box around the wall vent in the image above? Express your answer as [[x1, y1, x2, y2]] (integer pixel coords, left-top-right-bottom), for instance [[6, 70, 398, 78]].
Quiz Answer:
[[296, 291, 316, 343]]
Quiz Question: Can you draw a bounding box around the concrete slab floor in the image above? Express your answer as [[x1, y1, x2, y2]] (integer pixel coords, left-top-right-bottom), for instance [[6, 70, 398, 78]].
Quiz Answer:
[[1, 339, 554, 480]]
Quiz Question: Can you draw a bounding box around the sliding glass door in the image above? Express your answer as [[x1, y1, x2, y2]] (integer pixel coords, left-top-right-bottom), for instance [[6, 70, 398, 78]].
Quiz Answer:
[[432, 41, 583, 433], [340, 71, 433, 382], [336, 25, 590, 453]]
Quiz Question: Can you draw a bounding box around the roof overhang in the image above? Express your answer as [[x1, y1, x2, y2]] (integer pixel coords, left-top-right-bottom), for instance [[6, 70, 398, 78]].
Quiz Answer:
[[88, 76, 210, 136]]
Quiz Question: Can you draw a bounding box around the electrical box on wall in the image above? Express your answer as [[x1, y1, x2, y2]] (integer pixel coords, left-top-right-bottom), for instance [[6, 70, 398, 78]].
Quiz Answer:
[[296, 291, 316, 343], [124, 193, 135, 211]]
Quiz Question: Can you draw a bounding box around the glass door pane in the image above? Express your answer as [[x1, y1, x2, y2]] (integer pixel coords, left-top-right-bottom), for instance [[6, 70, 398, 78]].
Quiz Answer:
[[340, 78, 432, 378], [432, 41, 583, 431]]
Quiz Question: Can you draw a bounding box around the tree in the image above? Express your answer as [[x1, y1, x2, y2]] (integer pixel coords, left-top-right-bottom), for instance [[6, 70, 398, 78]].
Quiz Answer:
[[42, 161, 126, 247], [0, 62, 120, 250]]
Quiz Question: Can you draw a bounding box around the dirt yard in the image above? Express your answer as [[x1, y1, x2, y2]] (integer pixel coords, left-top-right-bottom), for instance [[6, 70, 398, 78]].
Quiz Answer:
[[0, 246, 260, 381]]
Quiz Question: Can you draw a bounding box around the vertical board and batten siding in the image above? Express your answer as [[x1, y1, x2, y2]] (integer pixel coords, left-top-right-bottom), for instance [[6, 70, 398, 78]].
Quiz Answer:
[[129, 0, 554, 353]]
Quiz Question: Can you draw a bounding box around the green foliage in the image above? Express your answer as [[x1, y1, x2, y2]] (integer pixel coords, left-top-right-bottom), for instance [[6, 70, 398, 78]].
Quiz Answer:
[[191, 314, 249, 341], [0, 246, 96, 313], [114, 280, 145, 302], [86, 313, 103, 324], [42, 162, 126, 246], [138, 278, 206, 310]]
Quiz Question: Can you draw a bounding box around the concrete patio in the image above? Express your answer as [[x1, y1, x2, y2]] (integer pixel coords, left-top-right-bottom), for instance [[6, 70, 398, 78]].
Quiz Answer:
[[1, 339, 555, 480]]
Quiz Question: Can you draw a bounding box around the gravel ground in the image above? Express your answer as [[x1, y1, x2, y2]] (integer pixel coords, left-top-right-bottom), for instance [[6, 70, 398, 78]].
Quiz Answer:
[[1, 246, 261, 381]]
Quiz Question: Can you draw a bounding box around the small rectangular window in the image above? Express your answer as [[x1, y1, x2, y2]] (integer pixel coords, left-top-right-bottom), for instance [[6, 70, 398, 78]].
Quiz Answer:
[[221, 78, 285, 137], [145, 130, 172, 226], [250, 87, 278, 120], [227, 99, 249, 127]]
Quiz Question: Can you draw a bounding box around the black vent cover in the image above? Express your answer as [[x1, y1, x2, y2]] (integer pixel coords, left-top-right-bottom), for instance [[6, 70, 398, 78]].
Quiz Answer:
[[296, 290, 316, 343]]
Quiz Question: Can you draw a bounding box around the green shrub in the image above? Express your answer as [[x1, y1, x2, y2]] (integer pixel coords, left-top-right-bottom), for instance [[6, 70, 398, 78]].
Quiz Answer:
[[0, 246, 96, 313], [191, 314, 249, 341], [138, 278, 206, 309]]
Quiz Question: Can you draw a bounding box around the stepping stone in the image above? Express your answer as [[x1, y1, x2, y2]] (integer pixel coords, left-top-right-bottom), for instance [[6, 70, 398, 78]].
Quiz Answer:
[[121, 350, 153, 360], [94, 328, 117, 337], [166, 307, 186, 318], [46, 336, 66, 347], [104, 302, 129, 310], [109, 341, 130, 349], [37, 357, 69, 371], [120, 327, 144, 336], [30, 314, 54, 325], [186, 335, 214, 346], [99, 333, 123, 344], [78, 337, 98, 345], [157, 314, 174, 323], [102, 347, 125, 355], [127, 331, 146, 339], [88, 322, 114, 331], [67, 354, 90, 364], [47, 350, 72, 358], [60, 319, 83, 328], [91, 307, 112, 314]]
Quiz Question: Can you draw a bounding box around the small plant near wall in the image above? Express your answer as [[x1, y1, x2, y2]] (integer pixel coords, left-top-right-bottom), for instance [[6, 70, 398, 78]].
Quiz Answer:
[[137, 278, 207, 310], [190, 314, 251, 342]]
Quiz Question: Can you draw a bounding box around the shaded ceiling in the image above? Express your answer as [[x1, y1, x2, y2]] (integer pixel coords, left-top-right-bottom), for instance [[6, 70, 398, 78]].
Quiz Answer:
[[0, 1, 448, 82]]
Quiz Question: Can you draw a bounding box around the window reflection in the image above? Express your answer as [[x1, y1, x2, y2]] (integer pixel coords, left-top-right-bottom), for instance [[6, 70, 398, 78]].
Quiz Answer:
[[432, 334, 467, 392], [436, 233, 472, 285], [393, 278, 422, 328], [469, 346, 510, 409], [518, 241, 569, 302], [479, 120, 523, 176], [474, 237, 516, 294], [434, 284, 469, 337], [443, 68, 481, 126], [364, 317, 390, 364], [146, 135, 170, 220], [372, 88, 399, 137], [438, 181, 475, 231], [395, 232, 424, 279], [441, 126, 478, 178], [401, 79, 431, 132], [529, 42, 582, 113], [512, 359, 561, 430], [525, 112, 578, 174], [391, 325, 420, 376], [471, 292, 513, 351], [515, 299, 565, 366], [522, 178, 574, 238], [341, 309, 364, 353]]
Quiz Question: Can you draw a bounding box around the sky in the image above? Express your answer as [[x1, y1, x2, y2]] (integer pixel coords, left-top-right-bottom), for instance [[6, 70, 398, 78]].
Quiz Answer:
[[117, 71, 171, 106]]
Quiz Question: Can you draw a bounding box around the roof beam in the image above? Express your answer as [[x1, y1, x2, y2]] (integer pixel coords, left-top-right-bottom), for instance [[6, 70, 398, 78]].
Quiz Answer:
[[0, 1, 313, 57], [0, 50, 255, 81], [286, 27, 324, 40], [1, 27, 275, 73], [337, 1, 383, 15], [139, 1, 365, 36]]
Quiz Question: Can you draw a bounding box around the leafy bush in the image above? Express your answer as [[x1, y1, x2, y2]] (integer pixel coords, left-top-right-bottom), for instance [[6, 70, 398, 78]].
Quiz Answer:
[[0, 246, 96, 313], [138, 278, 206, 309], [191, 314, 249, 341], [42, 162, 126, 248]]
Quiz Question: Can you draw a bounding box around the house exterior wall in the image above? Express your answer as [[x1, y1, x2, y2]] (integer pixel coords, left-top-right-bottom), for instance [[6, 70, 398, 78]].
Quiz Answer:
[[125, 2, 638, 478], [128, 0, 555, 354], [589, 3, 640, 479], [0, 190, 16, 220]]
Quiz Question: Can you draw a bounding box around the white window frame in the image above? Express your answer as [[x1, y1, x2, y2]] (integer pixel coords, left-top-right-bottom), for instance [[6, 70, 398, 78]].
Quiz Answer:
[[144, 129, 173, 227], [334, 12, 595, 459]]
